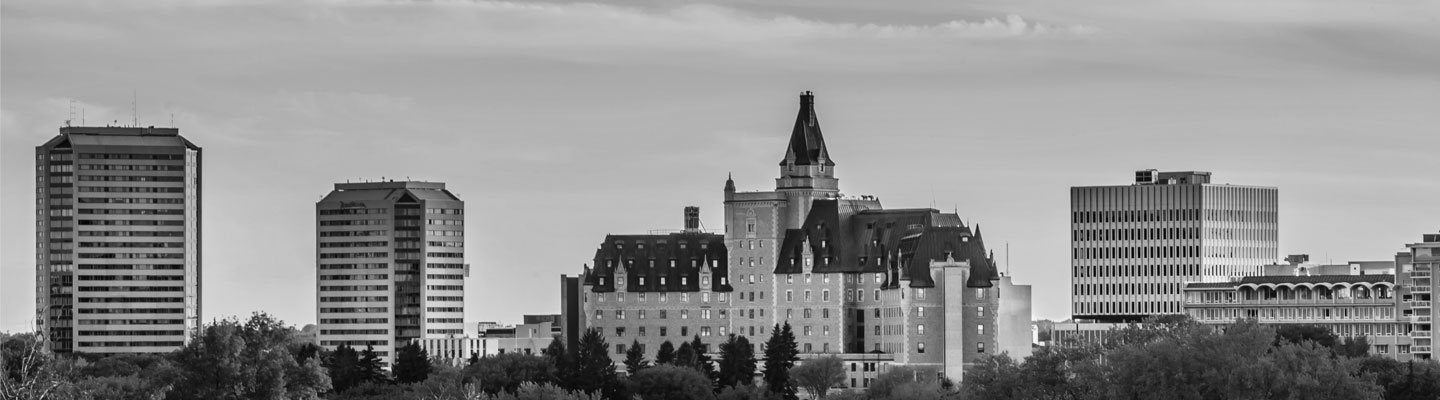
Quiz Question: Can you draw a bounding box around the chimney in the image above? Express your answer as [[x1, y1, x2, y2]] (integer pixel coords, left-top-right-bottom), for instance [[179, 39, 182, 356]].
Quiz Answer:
[[684, 206, 701, 233]]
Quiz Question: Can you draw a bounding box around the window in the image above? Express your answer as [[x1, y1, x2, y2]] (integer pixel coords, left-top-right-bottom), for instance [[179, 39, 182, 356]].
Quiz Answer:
[[660, 310, 668, 319], [918, 325, 925, 335], [616, 310, 625, 319], [639, 310, 646, 319], [977, 342, 985, 353], [823, 290, 830, 301], [918, 343, 926, 353], [916, 288, 927, 300], [874, 290, 880, 301], [682, 310, 690, 319], [594, 310, 602, 320], [660, 327, 668, 336], [616, 327, 625, 336], [787, 275, 794, 285], [787, 290, 793, 302], [616, 344, 626, 354], [977, 325, 984, 336], [977, 306, 984, 318], [805, 290, 812, 301], [917, 307, 925, 318]]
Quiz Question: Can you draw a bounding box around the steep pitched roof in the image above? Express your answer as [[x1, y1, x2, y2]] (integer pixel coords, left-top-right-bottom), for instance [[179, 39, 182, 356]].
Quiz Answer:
[[778, 91, 834, 167], [774, 199, 999, 288], [584, 232, 731, 293]]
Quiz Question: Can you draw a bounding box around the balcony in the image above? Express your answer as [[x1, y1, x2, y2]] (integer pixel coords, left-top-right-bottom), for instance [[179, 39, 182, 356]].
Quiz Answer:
[[1413, 270, 1432, 277], [1412, 316, 1433, 323], [1413, 346, 1432, 353], [1414, 286, 1432, 294], [1415, 301, 1433, 309], [1414, 331, 1433, 338]]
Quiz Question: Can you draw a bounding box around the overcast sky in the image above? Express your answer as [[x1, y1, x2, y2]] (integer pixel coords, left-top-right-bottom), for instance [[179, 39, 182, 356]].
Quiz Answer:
[[3, 0, 1439, 332]]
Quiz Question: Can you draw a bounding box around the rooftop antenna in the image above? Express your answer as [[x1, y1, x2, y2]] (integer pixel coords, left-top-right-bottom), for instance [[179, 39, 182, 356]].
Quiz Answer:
[[67, 99, 75, 127], [1006, 241, 1011, 276], [132, 90, 138, 127]]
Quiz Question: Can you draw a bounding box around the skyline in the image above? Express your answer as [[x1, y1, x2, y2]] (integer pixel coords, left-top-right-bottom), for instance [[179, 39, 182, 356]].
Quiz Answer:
[[4, 0, 1440, 334]]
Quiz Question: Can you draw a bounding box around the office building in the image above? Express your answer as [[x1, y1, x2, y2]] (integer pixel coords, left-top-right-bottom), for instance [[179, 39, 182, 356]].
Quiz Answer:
[[316, 181, 468, 366], [563, 92, 1032, 382], [35, 126, 202, 354], [1071, 170, 1278, 323]]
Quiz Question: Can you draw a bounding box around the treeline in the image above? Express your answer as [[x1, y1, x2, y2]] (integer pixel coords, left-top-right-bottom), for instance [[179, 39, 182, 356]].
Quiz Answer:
[[5, 313, 1440, 400], [964, 316, 1440, 400]]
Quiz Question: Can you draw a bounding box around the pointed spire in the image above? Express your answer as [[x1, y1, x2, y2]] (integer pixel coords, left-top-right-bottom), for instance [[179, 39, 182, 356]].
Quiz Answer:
[[779, 91, 834, 167], [724, 172, 735, 192]]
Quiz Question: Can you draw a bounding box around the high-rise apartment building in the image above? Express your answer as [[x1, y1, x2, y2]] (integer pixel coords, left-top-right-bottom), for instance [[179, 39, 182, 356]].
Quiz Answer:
[[1397, 231, 1437, 359], [1071, 170, 1277, 322], [35, 126, 202, 354], [316, 181, 467, 366]]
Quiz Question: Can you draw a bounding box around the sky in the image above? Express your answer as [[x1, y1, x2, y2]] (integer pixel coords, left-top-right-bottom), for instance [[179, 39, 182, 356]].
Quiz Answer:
[[3, 0, 1439, 333]]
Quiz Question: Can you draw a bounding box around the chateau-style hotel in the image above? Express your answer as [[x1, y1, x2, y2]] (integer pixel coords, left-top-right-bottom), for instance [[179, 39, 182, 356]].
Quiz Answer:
[[561, 92, 1034, 384]]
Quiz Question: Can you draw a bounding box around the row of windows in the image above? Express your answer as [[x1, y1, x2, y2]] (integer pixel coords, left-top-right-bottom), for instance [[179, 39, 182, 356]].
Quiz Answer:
[[426, 296, 463, 301], [78, 275, 183, 281], [427, 318, 464, 323], [427, 219, 463, 226], [319, 219, 388, 226], [320, 274, 389, 280], [1076, 283, 1182, 296], [77, 319, 183, 325], [321, 318, 389, 324], [321, 329, 388, 335], [78, 286, 183, 292], [1074, 228, 1203, 241], [427, 329, 464, 335], [320, 263, 387, 270], [427, 285, 463, 291], [77, 341, 184, 347], [591, 291, 729, 304], [320, 340, 389, 347], [427, 230, 463, 237], [78, 153, 186, 160], [321, 285, 389, 291], [320, 208, 388, 215], [78, 308, 184, 314], [78, 242, 184, 248], [427, 274, 464, 280], [79, 253, 184, 259], [78, 186, 185, 193], [427, 252, 463, 258], [320, 296, 389, 302], [77, 175, 186, 182], [79, 264, 184, 270], [77, 197, 185, 204], [78, 220, 184, 226], [79, 231, 185, 237], [78, 330, 185, 336], [613, 240, 713, 251], [319, 252, 389, 259], [427, 241, 463, 247], [427, 263, 464, 269], [77, 209, 184, 215], [425, 208, 463, 215], [428, 307, 462, 312], [319, 241, 389, 248], [320, 307, 389, 313], [609, 325, 726, 338], [597, 308, 730, 321], [320, 230, 388, 237], [77, 164, 185, 171], [78, 297, 185, 303], [1075, 301, 1180, 315]]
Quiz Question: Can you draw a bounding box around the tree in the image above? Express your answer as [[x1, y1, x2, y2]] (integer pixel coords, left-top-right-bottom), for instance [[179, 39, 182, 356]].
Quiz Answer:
[[394, 341, 434, 384], [1275, 324, 1340, 348], [1, 333, 78, 400], [656, 341, 677, 365], [717, 335, 757, 389], [1336, 336, 1371, 358], [624, 339, 650, 375], [463, 352, 558, 394], [327, 344, 363, 393], [789, 356, 845, 399], [359, 345, 389, 384], [690, 335, 719, 388], [546, 337, 577, 384], [570, 328, 623, 399], [675, 341, 698, 369], [627, 365, 717, 400], [716, 384, 781, 400], [762, 323, 799, 400], [169, 312, 332, 399]]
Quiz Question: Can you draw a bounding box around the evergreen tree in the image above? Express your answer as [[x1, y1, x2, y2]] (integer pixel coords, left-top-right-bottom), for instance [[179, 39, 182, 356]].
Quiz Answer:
[[624, 339, 650, 375], [326, 344, 362, 393], [467, 351, 480, 366], [763, 323, 799, 400], [690, 335, 719, 388], [571, 328, 624, 399], [393, 342, 433, 384], [358, 345, 389, 384], [545, 337, 576, 384], [675, 341, 697, 368], [656, 341, 677, 365], [717, 335, 757, 389]]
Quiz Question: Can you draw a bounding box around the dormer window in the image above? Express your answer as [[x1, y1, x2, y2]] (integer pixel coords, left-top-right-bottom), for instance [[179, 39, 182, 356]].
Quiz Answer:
[[660, 277, 667, 285], [681, 277, 688, 285], [637, 243, 645, 251], [703, 276, 711, 286], [670, 260, 676, 268], [639, 277, 646, 286]]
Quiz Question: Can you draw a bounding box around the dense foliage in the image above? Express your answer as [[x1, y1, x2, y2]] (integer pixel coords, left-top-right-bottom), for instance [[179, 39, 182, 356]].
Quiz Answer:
[[6, 315, 1438, 400]]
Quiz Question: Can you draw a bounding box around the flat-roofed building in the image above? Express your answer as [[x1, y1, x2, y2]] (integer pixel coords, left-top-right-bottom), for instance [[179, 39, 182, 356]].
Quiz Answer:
[[316, 181, 467, 366], [1397, 231, 1438, 359], [1071, 170, 1278, 323], [35, 126, 202, 354]]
